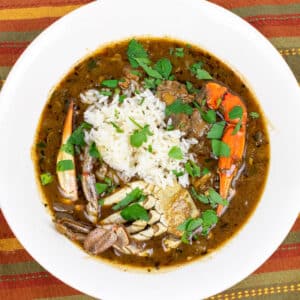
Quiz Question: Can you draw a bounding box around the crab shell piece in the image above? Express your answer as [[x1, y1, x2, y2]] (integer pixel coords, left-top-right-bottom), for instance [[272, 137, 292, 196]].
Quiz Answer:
[[101, 180, 199, 240]]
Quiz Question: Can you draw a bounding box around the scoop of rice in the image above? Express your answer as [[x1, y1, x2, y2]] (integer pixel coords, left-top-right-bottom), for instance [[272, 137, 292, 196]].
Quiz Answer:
[[81, 88, 197, 188]]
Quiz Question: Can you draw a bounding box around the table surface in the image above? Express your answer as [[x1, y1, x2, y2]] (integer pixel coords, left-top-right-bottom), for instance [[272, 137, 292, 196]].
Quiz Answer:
[[0, 0, 299, 299]]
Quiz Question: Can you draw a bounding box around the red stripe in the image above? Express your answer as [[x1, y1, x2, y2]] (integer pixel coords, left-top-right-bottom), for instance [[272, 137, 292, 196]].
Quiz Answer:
[[0, 284, 81, 300], [251, 23, 300, 38], [0, 0, 92, 9], [0, 250, 33, 264], [0, 17, 58, 31], [0, 42, 29, 54], [0, 272, 61, 289], [0, 212, 15, 238], [273, 243, 300, 259], [254, 256, 300, 274], [291, 217, 300, 232]]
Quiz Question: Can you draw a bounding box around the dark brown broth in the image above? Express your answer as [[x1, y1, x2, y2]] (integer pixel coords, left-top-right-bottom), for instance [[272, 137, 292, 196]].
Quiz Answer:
[[34, 37, 269, 269]]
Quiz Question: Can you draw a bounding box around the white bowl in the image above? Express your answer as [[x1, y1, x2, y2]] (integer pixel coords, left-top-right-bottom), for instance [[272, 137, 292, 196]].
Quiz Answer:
[[0, 0, 299, 299]]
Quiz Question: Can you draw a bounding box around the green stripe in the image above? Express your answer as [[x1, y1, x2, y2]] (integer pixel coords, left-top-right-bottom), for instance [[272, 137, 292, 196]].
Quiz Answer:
[[0, 31, 41, 43], [232, 4, 300, 18], [0, 67, 11, 80], [229, 270, 300, 290], [283, 231, 300, 244], [0, 261, 45, 276], [37, 296, 95, 300], [283, 55, 300, 82], [271, 37, 300, 49]]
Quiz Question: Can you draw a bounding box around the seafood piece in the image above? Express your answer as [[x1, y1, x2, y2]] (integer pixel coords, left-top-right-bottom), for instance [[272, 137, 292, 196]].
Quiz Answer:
[[54, 213, 93, 242], [56, 101, 78, 201], [99, 180, 199, 254], [82, 147, 99, 224], [202, 82, 247, 216]]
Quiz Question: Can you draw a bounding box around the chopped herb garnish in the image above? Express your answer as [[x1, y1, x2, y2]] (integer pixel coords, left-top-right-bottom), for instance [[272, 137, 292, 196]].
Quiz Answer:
[[207, 188, 228, 207], [143, 77, 157, 89], [166, 124, 174, 131], [121, 203, 149, 221], [98, 199, 105, 206], [104, 177, 113, 186], [201, 210, 218, 235], [216, 98, 222, 107], [40, 172, 53, 186], [185, 161, 201, 177], [168, 74, 175, 81], [95, 183, 108, 195], [114, 87, 120, 95], [110, 122, 124, 133], [165, 98, 193, 116], [37, 141, 46, 148], [229, 105, 243, 120], [60, 143, 74, 155], [148, 144, 153, 153], [113, 188, 144, 211], [135, 89, 140, 95], [202, 167, 210, 175], [232, 120, 242, 135], [87, 59, 97, 70], [68, 122, 92, 147], [154, 58, 172, 79], [119, 95, 126, 103], [172, 170, 184, 177], [168, 146, 183, 160], [185, 81, 198, 94], [89, 142, 101, 159], [177, 217, 203, 244], [202, 109, 217, 124], [135, 58, 162, 79], [100, 90, 112, 96], [127, 39, 150, 68], [138, 97, 145, 105], [190, 62, 213, 80], [56, 160, 74, 171], [114, 109, 120, 118], [130, 70, 142, 77], [207, 121, 226, 139], [211, 139, 230, 157], [101, 79, 119, 88], [174, 47, 184, 57], [130, 124, 153, 147], [249, 112, 260, 119], [191, 187, 209, 204], [129, 117, 143, 129]]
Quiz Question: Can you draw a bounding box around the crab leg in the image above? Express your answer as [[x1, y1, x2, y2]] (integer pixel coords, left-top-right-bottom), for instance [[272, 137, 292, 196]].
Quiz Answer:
[[56, 101, 78, 201], [205, 82, 247, 216]]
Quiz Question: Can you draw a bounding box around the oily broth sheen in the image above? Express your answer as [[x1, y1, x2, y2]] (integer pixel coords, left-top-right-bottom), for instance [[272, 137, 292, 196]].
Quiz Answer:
[[34, 37, 269, 270]]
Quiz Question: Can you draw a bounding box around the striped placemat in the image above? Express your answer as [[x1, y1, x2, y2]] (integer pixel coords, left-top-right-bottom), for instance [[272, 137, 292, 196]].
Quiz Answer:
[[0, 1, 299, 299]]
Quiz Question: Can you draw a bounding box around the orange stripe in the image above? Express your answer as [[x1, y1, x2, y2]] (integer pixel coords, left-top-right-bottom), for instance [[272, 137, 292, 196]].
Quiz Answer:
[[212, 0, 299, 9], [0, 283, 80, 299], [0, 0, 92, 9], [0, 5, 80, 20], [291, 217, 300, 231], [0, 238, 23, 251], [0, 17, 58, 31]]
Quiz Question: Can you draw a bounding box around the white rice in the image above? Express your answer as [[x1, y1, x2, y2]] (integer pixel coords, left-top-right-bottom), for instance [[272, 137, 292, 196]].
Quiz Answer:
[[81, 88, 197, 188]]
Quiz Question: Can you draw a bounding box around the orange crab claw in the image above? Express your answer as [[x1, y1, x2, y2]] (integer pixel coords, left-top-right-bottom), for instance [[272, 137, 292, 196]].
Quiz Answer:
[[205, 82, 247, 216], [56, 101, 78, 201]]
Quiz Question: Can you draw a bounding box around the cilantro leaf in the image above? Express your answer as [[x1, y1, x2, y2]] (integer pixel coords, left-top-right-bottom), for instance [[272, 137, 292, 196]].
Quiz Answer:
[[101, 79, 119, 88], [175, 47, 184, 57], [190, 61, 212, 80], [68, 122, 92, 147], [119, 95, 126, 103], [202, 110, 217, 124], [165, 99, 193, 116], [202, 167, 210, 175], [135, 58, 162, 79], [191, 187, 209, 204], [154, 58, 172, 79], [229, 105, 243, 120], [185, 161, 201, 177], [148, 144, 153, 153], [95, 183, 108, 195], [99, 90, 112, 96], [110, 122, 124, 133], [143, 77, 157, 89], [207, 121, 226, 139], [57, 160, 74, 171], [201, 210, 218, 235], [113, 187, 144, 211], [130, 123, 153, 148], [168, 146, 183, 160], [40, 172, 53, 186], [249, 111, 260, 119], [211, 139, 230, 157], [127, 39, 150, 68], [60, 143, 74, 155], [232, 120, 242, 135], [172, 170, 184, 177], [208, 188, 228, 207], [89, 142, 101, 159], [121, 203, 149, 221]]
